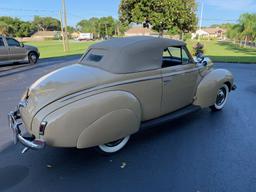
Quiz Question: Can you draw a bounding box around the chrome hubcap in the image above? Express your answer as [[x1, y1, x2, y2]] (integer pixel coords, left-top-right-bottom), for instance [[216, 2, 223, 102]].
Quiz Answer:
[[216, 88, 226, 106], [30, 54, 37, 62]]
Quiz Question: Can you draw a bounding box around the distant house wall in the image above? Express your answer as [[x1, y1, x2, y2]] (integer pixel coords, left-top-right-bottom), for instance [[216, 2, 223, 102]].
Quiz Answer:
[[31, 31, 59, 39], [125, 27, 158, 37], [192, 27, 226, 39]]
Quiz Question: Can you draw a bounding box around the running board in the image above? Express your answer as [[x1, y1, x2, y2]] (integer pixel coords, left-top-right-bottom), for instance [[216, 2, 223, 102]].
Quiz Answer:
[[141, 105, 201, 129]]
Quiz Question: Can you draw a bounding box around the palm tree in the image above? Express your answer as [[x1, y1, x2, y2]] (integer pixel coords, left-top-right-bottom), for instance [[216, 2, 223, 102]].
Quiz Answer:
[[0, 21, 14, 36]]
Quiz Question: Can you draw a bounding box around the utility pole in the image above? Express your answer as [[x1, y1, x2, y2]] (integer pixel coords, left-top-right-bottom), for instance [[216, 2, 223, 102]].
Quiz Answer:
[[59, 10, 66, 52], [61, 0, 69, 52], [198, 0, 204, 42]]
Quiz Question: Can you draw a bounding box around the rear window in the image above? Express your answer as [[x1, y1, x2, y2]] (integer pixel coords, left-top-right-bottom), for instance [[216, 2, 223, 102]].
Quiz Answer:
[[86, 54, 103, 62], [80, 49, 107, 65]]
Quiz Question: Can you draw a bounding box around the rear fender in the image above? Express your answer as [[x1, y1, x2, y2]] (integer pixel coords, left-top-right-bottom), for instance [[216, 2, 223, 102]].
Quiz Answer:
[[42, 91, 141, 148]]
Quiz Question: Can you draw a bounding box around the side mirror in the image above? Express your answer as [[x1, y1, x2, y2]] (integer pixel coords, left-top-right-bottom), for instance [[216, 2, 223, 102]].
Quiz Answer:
[[20, 42, 24, 47], [202, 60, 208, 66], [196, 52, 205, 63]]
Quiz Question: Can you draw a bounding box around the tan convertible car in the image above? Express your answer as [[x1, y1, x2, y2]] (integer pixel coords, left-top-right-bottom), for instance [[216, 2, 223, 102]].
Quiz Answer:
[[8, 36, 236, 154]]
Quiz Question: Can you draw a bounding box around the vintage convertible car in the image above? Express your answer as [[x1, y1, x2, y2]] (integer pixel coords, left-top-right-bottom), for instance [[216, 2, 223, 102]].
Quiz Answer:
[[8, 36, 236, 154]]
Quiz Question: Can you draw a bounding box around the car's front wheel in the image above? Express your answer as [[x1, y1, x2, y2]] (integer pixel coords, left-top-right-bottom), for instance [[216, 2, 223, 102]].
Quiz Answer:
[[28, 52, 38, 64], [210, 84, 229, 111], [98, 136, 130, 154]]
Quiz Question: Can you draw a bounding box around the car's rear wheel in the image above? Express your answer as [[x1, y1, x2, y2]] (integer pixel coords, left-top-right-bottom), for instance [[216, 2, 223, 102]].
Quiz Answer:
[[98, 135, 130, 154], [28, 52, 38, 64], [210, 84, 229, 111]]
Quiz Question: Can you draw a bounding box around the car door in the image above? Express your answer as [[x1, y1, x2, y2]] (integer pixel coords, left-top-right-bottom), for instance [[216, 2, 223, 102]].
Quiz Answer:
[[0, 37, 10, 63], [161, 46, 200, 115], [6, 37, 27, 61]]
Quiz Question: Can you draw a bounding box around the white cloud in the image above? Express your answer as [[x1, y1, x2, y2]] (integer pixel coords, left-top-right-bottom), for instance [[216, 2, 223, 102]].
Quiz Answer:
[[203, 0, 256, 11]]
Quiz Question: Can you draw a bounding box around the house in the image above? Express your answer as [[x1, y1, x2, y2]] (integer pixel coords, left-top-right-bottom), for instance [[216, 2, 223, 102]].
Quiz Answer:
[[125, 27, 158, 37], [192, 27, 226, 39], [31, 31, 59, 40]]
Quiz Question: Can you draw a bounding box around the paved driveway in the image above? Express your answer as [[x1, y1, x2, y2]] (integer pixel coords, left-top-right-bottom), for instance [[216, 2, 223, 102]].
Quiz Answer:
[[0, 59, 255, 192]]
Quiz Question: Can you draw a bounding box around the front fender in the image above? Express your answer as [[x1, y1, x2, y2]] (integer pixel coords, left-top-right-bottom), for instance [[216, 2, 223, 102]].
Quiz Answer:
[[40, 91, 141, 148], [193, 69, 234, 108]]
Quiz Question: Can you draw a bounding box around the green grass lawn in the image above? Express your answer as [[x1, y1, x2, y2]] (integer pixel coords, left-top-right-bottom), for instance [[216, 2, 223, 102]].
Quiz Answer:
[[25, 39, 256, 63], [187, 40, 256, 63], [25, 40, 96, 59]]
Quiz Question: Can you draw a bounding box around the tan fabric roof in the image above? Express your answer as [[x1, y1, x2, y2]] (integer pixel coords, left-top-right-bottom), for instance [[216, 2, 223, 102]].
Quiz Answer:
[[81, 36, 185, 74]]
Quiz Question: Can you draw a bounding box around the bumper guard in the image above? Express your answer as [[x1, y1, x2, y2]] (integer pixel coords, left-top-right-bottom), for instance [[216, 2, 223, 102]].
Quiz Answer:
[[8, 110, 45, 151]]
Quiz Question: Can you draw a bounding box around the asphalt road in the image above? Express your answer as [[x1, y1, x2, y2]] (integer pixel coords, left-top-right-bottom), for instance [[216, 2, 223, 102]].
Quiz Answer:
[[0, 58, 256, 192]]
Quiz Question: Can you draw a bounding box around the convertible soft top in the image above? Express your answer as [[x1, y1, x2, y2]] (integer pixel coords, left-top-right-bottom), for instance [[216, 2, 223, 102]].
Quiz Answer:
[[81, 36, 185, 74]]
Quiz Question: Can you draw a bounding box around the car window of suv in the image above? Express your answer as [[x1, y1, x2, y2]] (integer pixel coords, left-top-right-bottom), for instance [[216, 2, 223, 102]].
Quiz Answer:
[[0, 37, 5, 47], [6, 38, 20, 47]]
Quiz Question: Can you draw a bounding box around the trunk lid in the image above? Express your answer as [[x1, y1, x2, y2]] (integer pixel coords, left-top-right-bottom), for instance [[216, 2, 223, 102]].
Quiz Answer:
[[26, 64, 113, 116]]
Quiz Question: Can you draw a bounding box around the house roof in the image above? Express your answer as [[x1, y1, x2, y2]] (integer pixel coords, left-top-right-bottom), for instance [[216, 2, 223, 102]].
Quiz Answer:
[[125, 27, 157, 35], [32, 31, 58, 37], [80, 36, 185, 74], [202, 27, 226, 34]]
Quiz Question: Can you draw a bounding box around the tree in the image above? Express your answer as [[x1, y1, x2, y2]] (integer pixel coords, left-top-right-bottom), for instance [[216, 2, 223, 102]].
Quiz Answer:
[[227, 24, 243, 42], [98, 17, 116, 38], [119, 0, 197, 36], [67, 26, 75, 33], [227, 13, 256, 45], [33, 16, 60, 31], [0, 16, 35, 37], [239, 13, 256, 42], [0, 21, 14, 36], [16, 22, 35, 37], [77, 17, 100, 37], [77, 16, 117, 38]]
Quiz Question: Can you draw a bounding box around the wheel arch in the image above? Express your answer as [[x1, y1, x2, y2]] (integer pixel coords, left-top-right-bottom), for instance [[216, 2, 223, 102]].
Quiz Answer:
[[28, 50, 39, 57], [193, 69, 234, 108]]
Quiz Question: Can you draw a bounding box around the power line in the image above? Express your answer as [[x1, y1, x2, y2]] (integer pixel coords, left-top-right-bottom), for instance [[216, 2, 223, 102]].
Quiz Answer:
[[203, 18, 238, 22], [0, 7, 58, 13]]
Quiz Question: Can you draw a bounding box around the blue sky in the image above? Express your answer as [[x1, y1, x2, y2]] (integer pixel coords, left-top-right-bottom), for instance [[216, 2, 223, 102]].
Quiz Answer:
[[0, 0, 255, 27]]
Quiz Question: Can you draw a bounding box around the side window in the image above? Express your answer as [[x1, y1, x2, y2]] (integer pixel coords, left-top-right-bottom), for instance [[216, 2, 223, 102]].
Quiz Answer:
[[6, 38, 20, 47], [162, 46, 192, 68], [0, 38, 5, 47], [169, 47, 182, 60], [182, 48, 190, 64], [162, 46, 182, 68]]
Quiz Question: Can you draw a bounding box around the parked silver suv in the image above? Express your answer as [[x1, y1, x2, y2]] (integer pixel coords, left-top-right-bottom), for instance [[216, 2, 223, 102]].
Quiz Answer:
[[0, 36, 40, 65]]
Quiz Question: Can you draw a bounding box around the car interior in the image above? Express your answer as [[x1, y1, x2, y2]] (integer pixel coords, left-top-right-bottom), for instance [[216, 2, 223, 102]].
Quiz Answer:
[[162, 46, 190, 68]]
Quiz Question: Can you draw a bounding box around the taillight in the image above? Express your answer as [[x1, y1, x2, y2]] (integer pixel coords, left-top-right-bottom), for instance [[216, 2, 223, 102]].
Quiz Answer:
[[39, 121, 47, 135]]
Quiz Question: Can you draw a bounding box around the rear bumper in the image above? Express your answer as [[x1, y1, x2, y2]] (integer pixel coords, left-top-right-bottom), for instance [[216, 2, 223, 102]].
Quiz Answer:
[[8, 110, 45, 150]]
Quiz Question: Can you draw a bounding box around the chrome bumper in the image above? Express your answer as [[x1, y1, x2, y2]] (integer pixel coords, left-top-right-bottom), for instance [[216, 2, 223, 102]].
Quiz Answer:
[[8, 110, 45, 151]]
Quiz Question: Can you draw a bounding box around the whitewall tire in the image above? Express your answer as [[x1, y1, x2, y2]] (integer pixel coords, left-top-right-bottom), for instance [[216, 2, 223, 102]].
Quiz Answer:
[[210, 84, 229, 111], [98, 136, 130, 154]]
